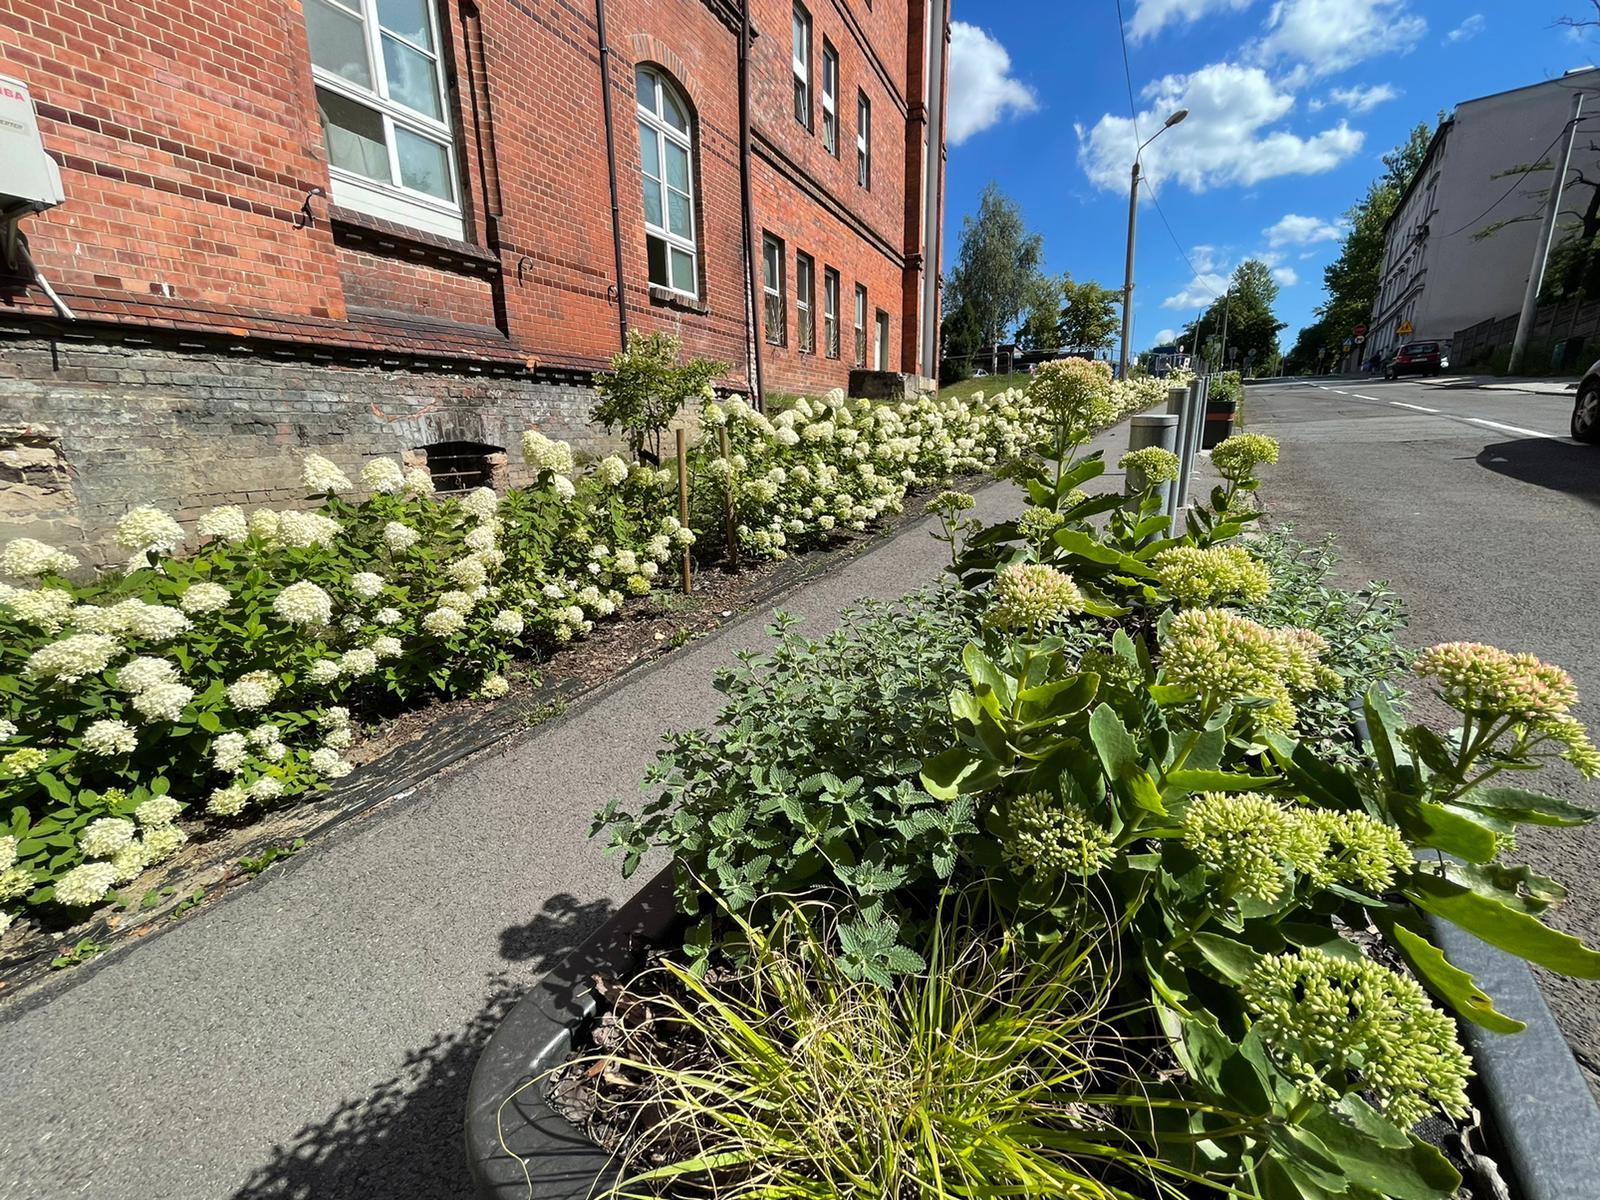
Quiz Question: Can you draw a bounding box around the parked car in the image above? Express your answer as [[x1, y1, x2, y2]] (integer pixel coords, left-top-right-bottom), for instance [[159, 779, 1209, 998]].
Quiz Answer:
[[1384, 341, 1445, 378], [1573, 359, 1600, 442]]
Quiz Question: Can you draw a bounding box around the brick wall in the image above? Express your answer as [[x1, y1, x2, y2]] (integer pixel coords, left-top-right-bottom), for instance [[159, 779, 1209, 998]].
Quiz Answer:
[[0, 0, 946, 552]]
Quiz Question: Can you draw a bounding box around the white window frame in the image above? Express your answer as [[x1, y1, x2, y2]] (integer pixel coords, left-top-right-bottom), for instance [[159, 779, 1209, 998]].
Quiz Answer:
[[823, 266, 840, 358], [763, 233, 787, 346], [636, 66, 699, 298], [792, 4, 812, 129], [874, 308, 890, 370], [853, 282, 867, 367], [306, 0, 464, 239], [821, 41, 839, 155], [856, 90, 871, 189], [796, 250, 815, 353]]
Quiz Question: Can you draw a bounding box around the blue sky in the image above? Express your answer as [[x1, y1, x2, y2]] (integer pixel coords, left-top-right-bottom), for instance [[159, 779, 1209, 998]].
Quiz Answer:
[[941, 1, 1599, 352]]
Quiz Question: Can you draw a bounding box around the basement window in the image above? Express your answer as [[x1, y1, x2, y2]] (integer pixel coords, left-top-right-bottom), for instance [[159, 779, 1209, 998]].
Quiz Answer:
[[420, 440, 503, 493]]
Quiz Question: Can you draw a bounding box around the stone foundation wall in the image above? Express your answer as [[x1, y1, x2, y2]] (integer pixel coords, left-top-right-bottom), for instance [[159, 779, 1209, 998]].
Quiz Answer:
[[0, 333, 623, 566]]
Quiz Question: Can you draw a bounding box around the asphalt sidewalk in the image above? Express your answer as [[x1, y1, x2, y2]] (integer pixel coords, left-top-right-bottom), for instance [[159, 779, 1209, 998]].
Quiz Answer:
[[0, 415, 1170, 1200]]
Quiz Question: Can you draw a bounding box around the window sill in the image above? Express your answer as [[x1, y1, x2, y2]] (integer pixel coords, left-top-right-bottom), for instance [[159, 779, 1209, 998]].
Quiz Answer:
[[648, 286, 708, 314], [329, 206, 500, 276]]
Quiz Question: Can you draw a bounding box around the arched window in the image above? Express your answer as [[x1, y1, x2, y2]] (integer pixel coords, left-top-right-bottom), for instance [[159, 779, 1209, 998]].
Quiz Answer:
[[635, 66, 698, 297]]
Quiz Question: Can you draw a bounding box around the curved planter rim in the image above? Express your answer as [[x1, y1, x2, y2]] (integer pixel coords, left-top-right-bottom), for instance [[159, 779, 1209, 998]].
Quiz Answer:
[[464, 868, 676, 1200]]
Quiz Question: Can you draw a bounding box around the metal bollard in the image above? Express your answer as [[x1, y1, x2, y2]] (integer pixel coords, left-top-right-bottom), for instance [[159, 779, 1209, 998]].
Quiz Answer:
[[1174, 376, 1206, 514], [1126, 412, 1180, 519]]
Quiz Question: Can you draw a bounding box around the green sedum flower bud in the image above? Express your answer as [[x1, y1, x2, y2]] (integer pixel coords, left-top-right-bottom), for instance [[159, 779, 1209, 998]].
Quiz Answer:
[[1005, 791, 1115, 879]]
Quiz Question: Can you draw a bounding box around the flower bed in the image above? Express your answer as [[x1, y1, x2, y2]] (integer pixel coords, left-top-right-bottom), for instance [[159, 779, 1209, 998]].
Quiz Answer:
[[554, 363, 1600, 1199], [0, 354, 1166, 939]]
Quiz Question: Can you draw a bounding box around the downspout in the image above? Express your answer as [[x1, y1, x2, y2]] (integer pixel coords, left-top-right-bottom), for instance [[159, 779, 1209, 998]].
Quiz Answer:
[[739, 0, 766, 408], [595, 0, 629, 350], [918, 0, 948, 377]]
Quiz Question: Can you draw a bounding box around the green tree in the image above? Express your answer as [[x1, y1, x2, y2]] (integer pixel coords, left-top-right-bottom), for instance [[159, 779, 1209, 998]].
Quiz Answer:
[[1057, 276, 1121, 355], [1179, 260, 1286, 374], [1016, 273, 1065, 349], [947, 183, 1044, 373], [939, 298, 982, 385], [592, 331, 724, 460]]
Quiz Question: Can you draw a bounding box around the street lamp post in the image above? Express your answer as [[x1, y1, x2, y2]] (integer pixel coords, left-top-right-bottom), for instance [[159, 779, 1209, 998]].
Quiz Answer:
[[1119, 108, 1188, 381]]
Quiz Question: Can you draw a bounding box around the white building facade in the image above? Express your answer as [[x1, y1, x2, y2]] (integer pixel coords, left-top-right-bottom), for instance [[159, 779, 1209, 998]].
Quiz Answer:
[[1370, 68, 1600, 362]]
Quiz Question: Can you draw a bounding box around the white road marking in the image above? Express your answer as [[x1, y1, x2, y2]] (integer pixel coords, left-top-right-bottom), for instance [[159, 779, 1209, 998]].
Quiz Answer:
[[1385, 399, 1439, 413], [1467, 416, 1559, 440]]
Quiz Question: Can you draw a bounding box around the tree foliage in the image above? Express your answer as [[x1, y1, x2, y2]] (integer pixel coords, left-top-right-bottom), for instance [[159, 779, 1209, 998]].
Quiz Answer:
[[939, 299, 983, 385], [1058, 276, 1121, 355], [1015, 274, 1064, 350], [1179, 259, 1286, 373], [947, 183, 1044, 365]]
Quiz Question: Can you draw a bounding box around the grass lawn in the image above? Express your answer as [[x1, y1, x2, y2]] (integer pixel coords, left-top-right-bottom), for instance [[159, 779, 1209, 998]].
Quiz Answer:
[[940, 373, 1031, 402]]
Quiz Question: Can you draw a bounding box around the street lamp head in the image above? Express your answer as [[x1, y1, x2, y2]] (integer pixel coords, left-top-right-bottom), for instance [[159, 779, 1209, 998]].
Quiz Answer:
[[1164, 108, 1189, 128]]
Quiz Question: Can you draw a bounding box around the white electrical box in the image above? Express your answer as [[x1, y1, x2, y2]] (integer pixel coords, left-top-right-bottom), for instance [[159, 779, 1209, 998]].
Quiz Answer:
[[0, 75, 65, 213]]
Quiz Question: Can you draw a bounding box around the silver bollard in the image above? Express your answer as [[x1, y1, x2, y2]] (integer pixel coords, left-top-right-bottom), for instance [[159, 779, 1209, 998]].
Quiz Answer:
[[1127, 412, 1180, 518], [1174, 376, 1207, 515]]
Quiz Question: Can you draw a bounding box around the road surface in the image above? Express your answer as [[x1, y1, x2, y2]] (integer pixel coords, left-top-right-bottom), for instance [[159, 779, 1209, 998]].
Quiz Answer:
[[1243, 376, 1600, 1084]]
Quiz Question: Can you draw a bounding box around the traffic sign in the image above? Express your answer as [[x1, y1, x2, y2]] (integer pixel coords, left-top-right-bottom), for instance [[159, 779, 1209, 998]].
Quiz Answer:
[[1397, 319, 1414, 336]]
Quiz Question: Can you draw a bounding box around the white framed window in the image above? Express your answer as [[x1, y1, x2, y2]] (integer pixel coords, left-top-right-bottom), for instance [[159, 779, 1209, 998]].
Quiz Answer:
[[823, 266, 839, 358], [874, 308, 890, 370], [305, 0, 463, 239], [792, 4, 812, 129], [763, 233, 787, 346], [853, 282, 867, 367], [636, 66, 698, 297], [856, 90, 871, 189], [821, 42, 839, 155], [796, 251, 815, 353]]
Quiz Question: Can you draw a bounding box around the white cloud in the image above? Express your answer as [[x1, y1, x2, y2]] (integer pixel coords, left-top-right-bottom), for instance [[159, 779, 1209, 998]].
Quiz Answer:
[[1325, 83, 1399, 113], [1257, 0, 1427, 78], [1154, 327, 1179, 345], [1265, 213, 1346, 246], [1127, 0, 1257, 43], [1272, 265, 1300, 286], [1447, 14, 1485, 43], [1076, 62, 1364, 193], [1163, 272, 1230, 310], [946, 22, 1038, 146]]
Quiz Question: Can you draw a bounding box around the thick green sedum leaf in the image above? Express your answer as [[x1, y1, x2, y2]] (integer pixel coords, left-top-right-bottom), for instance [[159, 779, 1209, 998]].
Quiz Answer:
[[1406, 873, 1600, 978]]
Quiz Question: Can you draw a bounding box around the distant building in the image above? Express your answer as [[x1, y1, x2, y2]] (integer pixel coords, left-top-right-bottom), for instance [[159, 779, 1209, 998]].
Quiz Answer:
[[1369, 67, 1600, 363]]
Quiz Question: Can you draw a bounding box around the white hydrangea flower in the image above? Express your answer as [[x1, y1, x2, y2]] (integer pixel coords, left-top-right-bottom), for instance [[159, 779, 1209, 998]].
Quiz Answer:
[[403, 467, 435, 497], [645, 534, 672, 562], [6, 586, 76, 632], [1, 537, 79, 579], [309, 747, 354, 778], [179, 581, 231, 615], [249, 723, 282, 749], [319, 706, 351, 730], [54, 861, 118, 907], [552, 475, 576, 502], [595, 455, 629, 487], [212, 732, 249, 774], [248, 776, 285, 803], [0, 720, 15, 744], [351, 572, 385, 601], [372, 635, 403, 659], [135, 797, 181, 828], [541, 582, 565, 601], [561, 604, 586, 627], [272, 581, 333, 627], [321, 727, 354, 752], [463, 525, 498, 554], [116, 656, 178, 694], [226, 670, 281, 712], [82, 719, 137, 757], [422, 607, 466, 637], [115, 506, 185, 556], [24, 633, 120, 685], [521, 430, 575, 474], [613, 549, 638, 574], [306, 659, 341, 686], [207, 784, 248, 816], [339, 648, 378, 678], [197, 505, 250, 543], [383, 521, 420, 552], [376, 607, 402, 626], [640, 561, 659, 579], [446, 556, 488, 590], [249, 509, 282, 541], [461, 486, 499, 521], [123, 602, 190, 643], [142, 823, 187, 863], [361, 458, 406, 495], [480, 674, 510, 699], [79, 817, 136, 859], [300, 453, 352, 495], [131, 681, 195, 723], [436, 589, 476, 612], [490, 609, 524, 637], [259, 740, 287, 763], [109, 841, 149, 883], [0, 834, 15, 873], [277, 510, 342, 549]]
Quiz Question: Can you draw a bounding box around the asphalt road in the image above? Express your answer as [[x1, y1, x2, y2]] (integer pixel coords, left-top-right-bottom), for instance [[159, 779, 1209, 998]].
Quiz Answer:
[[1243, 376, 1600, 1084]]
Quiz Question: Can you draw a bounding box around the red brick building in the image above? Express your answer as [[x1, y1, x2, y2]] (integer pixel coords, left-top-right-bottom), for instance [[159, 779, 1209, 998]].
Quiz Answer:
[[0, 0, 949, 558]]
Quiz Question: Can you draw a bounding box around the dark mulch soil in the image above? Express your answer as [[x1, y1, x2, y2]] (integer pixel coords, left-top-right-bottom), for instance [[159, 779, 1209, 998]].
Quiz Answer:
[[0, 479, 988, 1006]]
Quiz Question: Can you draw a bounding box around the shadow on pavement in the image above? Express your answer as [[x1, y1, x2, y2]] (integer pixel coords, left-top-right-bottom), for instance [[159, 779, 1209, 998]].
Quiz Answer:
[[229, 975, 519, 1200], [1476, 439, 1600, 506], [499, 891, 619, 967]]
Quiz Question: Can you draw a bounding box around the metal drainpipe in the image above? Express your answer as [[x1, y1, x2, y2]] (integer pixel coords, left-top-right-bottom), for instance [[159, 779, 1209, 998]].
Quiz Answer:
[[739, 0, 765, 409], [918, 0, 948, 378], [595, 0, 629, 350]]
